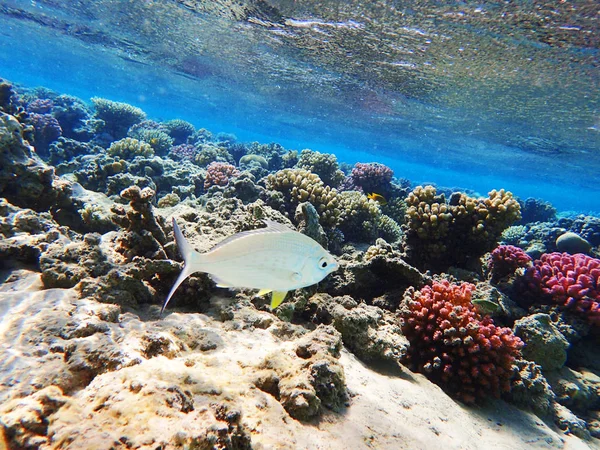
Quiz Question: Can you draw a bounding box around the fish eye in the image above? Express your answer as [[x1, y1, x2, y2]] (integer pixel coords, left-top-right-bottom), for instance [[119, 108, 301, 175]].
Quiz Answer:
[[319, 257, 328, 269]]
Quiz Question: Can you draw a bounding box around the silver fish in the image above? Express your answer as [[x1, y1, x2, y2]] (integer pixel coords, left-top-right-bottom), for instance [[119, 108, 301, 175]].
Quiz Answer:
[[162, 218, 339, 314]]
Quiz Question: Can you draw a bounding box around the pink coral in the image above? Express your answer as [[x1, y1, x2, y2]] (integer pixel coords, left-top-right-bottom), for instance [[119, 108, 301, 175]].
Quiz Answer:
[[400, 280, 524, 403], [489, 245, 532, 281], [523, 253, 600, 325], [350, 162, 393, 193], [204, 161, 239, 190]]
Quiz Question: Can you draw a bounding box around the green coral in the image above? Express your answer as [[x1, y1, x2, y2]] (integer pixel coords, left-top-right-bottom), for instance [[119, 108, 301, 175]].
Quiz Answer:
[[501, 225, 527, 245], [378, 214, 402, 243], [381, 197, 407, 225], [194, 143, 234, 167], [338, 191, 382, 242], [265, 168, 341, 227], [91, 97, 146, 138], [129, 127, 174, 155], [297, 149, 345, 188], [107, 138, 154, 159]]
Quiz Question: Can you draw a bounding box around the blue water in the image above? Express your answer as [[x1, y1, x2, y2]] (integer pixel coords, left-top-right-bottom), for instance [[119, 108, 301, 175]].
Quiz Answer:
[[1, 3, 599, 212]]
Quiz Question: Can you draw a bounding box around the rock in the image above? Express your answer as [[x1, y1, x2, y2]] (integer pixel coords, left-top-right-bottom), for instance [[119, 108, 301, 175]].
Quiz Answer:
[[556, 231, 592, 254], [546, 367, 600, 413], [514, 313, 569, 371], [295, 201, 328, 248], [507, 359, 555, 418]]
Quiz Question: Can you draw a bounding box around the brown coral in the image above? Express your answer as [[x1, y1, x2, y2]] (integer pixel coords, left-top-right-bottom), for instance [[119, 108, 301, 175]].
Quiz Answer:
[[404, 185, 521, 270], [265, 168, 341, 227]]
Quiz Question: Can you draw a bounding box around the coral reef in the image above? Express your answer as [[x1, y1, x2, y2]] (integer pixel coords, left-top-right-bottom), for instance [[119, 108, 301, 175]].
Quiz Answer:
[[521, 252, 600, 325], [265, 168, 341, 228], [350, 162, 394, 194], [28, 112, 62, 155], [204, 161, 240, 190], [399, 280, 524, 403], [488, 245, 532, 282], [518, 197, 557, 224], [297, 149, 345, 188], [168, 143, 198, 162], [91, 97, 146, 139], [128, 120, 174, 155], [107, 137, 154, 159], [163, 118, 195, 145], [404, 185, 521, 270]]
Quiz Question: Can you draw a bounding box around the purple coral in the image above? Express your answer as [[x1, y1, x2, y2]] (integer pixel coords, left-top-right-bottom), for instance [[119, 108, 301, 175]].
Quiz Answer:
[[27, 98, 54, 114], [204, 161, 240, 189], [351, 162, 393, 193], [489, 245, 532, 282], [29, 113, 62, 155], [169, 144, 198, 162]]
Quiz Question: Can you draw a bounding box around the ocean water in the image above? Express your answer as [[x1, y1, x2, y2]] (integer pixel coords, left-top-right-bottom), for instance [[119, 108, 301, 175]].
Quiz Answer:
[[1, 0, 598, 211], [2, 1, 600, 449]]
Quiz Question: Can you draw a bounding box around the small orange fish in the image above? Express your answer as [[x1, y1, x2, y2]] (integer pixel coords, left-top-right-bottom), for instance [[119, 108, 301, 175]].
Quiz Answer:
[[367, 192, 387, 205]]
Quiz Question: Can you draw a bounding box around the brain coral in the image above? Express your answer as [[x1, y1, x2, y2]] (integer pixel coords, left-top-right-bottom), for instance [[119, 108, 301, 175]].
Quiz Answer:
[[521, 252, 600, 325], [265, 168, 341, 228], [297, 149, 345, 188], [404, 185, 521, 270], [107, 138, 154, 159], [399, 280, 524, 403]]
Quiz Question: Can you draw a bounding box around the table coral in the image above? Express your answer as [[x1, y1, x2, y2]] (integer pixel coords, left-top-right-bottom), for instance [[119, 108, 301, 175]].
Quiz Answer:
[[91, 97, 146, 139], [404, 185, 521, 270], [521, 252, 600, 325], [489, 245, 532, 282], [399, 280, 524, 403], [204, 161, 240, 190]]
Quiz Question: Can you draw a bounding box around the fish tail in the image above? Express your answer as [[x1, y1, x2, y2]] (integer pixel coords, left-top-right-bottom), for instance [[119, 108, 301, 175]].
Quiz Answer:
[[161, 218, 206, 316]]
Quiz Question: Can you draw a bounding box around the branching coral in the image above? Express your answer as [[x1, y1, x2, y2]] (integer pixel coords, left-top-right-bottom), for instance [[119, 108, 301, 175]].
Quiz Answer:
[[337, 191, 381, 242], [163, 119, 195, 145], [28, 113, 62, 155], [399, 280, 524, 403], [265, 168, 341, 228], [91, 97, 146, 139], [351, 162, 393, 194], [297, 149, 345, 188], [168, 143, 198, 162], [521, 253, 600, 325], [107, 138, 154, 159], [404, 185, 521, 270], [204, 162, 240, 190], [489, 245, 532, 282], [127, 120, 174, 155]]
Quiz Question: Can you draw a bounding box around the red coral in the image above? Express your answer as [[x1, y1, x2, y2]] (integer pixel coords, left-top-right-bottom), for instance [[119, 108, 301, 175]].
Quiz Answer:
[[350, 162, 393, 193], [204, 161, 239, 190], [523, 252, 600, 325], [400, 280, 524, 403], [489, 245, 532, 281]]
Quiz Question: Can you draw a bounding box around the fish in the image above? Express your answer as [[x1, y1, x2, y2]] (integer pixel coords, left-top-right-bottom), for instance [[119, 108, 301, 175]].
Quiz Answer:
[[471, 298, 500, 315], [367, 192, 387, 205], [161, 218, 339, 314]]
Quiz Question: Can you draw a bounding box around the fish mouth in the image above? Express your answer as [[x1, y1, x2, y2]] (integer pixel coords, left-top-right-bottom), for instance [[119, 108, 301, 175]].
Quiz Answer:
[[329, 261, 340, 272]]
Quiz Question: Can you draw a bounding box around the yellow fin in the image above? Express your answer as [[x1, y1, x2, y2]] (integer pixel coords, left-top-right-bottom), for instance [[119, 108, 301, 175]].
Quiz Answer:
[[270, 291, 288, 309], [257, 288, 272, 296]]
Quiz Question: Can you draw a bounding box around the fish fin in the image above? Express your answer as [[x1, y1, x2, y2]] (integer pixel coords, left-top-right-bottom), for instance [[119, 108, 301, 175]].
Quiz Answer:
[[257, 288, 272, 296], [210, 274, 234, 288], [161, 218, 205, 316], [208, 221, 293, 252], [270, 291, 288, 309]]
